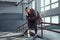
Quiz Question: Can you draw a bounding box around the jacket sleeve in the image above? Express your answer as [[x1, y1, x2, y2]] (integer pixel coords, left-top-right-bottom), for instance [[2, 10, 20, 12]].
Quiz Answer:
[[30, 9, 37, 20], [31, 16, 37, 20], [37, 11, 42, 21]]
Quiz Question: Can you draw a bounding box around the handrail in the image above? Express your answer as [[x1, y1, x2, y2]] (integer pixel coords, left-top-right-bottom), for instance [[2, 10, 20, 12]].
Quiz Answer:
[[16, 21, 60, 32], [16, 21, 27, 32], [16, 21, 60, 38], [42, 22, 60, 25], [17, 22, 27, 29]]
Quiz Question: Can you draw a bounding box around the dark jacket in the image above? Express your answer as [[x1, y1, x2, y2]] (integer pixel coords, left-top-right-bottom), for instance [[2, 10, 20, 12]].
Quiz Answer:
[[26, 9, 42, 23]]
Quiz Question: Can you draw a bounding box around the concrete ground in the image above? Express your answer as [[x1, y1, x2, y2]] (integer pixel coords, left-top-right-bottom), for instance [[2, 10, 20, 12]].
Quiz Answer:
[[0, 30, 60, 40]]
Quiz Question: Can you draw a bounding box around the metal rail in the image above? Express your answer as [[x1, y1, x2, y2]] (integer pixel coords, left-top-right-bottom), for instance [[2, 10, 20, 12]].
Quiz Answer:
[[16, 21, 60, 38]]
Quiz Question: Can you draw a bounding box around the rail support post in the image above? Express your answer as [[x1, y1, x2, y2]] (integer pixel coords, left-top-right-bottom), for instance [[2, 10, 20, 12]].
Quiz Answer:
[[41, 22, 43, 38]]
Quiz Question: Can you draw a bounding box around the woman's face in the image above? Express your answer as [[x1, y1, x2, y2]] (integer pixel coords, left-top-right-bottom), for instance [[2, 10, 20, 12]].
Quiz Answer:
[[25, 8, 30, 13]]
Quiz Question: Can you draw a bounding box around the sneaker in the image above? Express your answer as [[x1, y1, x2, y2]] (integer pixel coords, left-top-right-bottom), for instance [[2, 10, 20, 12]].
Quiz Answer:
[[27, 33, 30, 37]]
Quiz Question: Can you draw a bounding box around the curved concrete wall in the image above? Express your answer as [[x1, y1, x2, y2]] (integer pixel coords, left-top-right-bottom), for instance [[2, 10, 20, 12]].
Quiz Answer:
[[0, 13, 26, 32]]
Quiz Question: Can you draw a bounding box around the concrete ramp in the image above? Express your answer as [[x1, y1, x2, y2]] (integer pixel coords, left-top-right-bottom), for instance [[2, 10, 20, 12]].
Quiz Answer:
[[0, 30, 60, 40]]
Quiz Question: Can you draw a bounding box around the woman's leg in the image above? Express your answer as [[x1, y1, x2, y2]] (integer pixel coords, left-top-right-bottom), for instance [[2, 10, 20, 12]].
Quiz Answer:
[[34, 23, 37, 37]]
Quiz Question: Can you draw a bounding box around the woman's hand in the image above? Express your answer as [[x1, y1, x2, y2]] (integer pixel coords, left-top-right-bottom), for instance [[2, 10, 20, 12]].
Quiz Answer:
[[26, 13, 28, 16]]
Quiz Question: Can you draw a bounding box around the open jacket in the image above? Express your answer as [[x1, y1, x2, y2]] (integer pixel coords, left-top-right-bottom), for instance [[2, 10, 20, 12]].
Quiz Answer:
[[26, 9, 42, 23]]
